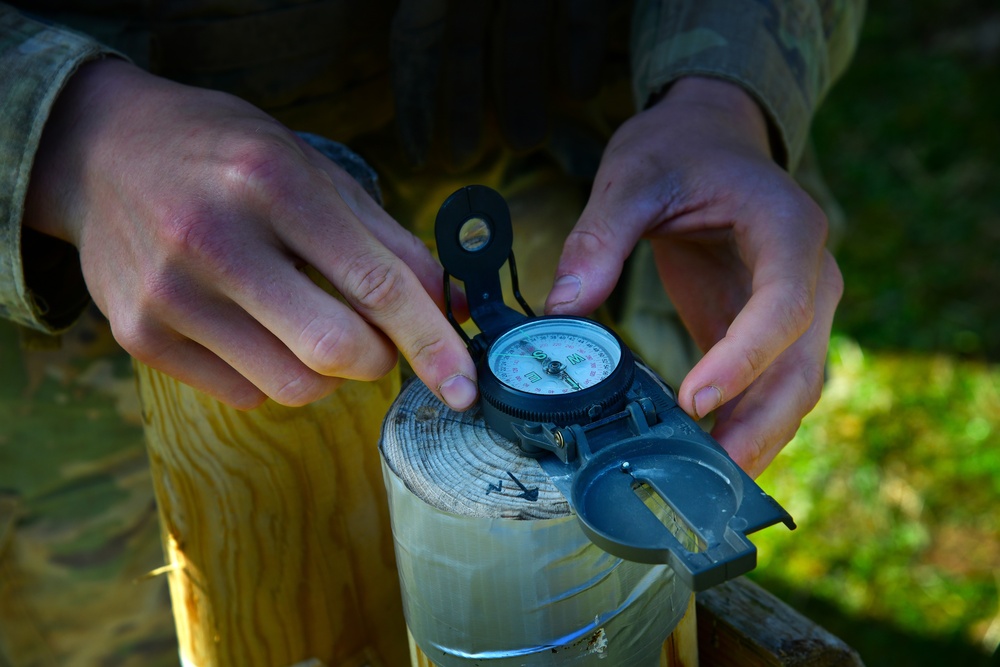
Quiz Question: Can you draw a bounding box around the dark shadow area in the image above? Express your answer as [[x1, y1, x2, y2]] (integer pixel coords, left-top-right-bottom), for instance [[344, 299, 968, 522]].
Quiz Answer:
[[753, 574, 999, 667], [816, 0, 1000, 362]]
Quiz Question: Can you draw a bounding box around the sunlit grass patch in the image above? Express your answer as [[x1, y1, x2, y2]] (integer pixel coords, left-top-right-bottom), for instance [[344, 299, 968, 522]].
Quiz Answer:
[[752, 336, 1000, 664]]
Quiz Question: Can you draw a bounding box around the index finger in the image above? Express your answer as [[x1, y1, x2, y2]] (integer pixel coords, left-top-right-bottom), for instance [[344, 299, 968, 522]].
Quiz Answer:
[[274, 176, 479, 411]]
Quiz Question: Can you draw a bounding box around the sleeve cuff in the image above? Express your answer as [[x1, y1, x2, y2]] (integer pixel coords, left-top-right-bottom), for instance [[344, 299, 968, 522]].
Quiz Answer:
[[0, 6, 122, 333], [630, 0, 828, 170]]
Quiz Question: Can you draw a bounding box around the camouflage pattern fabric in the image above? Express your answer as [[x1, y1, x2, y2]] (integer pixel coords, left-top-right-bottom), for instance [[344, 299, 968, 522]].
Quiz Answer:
[[0, 308, 178, 667], [631, 0, 866, 170], [0, 6, 117, 334]]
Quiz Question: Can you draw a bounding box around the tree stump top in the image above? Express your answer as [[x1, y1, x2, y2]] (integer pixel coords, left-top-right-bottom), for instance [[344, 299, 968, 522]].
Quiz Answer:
[[380, 377, 572, 520]]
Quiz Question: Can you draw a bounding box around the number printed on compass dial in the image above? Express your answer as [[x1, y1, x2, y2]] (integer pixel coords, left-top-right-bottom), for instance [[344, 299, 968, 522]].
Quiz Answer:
[[486, 319, 623, 395]]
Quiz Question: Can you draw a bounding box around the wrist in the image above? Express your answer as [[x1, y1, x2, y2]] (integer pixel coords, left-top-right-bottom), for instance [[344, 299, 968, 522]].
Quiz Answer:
[[656, 76, 774, 161], [23, 58, 136, 243]]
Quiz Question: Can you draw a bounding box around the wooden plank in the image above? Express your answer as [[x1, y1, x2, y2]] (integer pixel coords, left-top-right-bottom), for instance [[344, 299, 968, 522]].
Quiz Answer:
[[662, 593, 700, 667], [697, 578, 864, 667], [136, 363, 408, 667]]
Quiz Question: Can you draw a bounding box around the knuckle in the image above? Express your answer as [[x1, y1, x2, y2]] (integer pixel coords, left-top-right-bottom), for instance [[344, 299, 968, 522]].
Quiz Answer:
[[226, 385, 269, 411], [344, 256, 407, 314], [565, 226, 614, 257], [221, 134, 297, 204], [158, 206, 212, 255], [743, 432, 769, 475], [298, 318, 354, 374], [270, 367, 332, 407], [719, 410, 769, 475], [139, 269, 193, 314], [822, 255, 845, 302], [155, 206, 254, 288], [157, 207, 234, 273], [737, 340, 770, 382], [796, 360, 827, 413], [296, 316, 395, 381], [731, 414, 795, 479], [407, 333, 449, 370], [111, 313, 169, 365], [357, 351, 397, 382], [746, 427, 795, 478], [605, 140, 663, 178]]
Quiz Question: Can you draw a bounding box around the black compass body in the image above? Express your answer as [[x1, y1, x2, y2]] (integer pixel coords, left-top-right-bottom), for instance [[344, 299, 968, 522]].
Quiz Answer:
[[434, 185, 794, 592], [477, 315, 635, 442]]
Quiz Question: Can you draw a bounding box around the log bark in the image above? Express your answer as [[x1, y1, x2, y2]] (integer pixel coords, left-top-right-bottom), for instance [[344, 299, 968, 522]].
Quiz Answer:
[[136, 363, 407, 667]]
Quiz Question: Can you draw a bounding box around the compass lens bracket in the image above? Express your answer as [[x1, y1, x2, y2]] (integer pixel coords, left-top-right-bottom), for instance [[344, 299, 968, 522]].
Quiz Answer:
[[435, 186, 512, 283], [435, 185, 536, 342]]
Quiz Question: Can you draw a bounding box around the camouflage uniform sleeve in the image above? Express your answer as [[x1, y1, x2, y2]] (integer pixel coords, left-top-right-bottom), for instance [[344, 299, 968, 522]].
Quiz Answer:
[[0, 5, 122, 334], [630, 0, 866, 170]]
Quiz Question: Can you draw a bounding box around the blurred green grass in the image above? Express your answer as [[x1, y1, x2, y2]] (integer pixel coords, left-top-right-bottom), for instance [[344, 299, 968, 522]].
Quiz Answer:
[[749, 1, 1000, 665]]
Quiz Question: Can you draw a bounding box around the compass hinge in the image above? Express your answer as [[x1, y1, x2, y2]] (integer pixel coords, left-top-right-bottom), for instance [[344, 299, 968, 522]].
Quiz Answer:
[[510, 422, 577, 463], [524, 400, 657, 465], [510, 398, 659, 466]]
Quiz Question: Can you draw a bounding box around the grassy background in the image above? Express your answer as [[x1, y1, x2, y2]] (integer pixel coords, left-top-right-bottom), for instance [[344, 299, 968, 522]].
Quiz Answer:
[[748, 1, 1000, 665]]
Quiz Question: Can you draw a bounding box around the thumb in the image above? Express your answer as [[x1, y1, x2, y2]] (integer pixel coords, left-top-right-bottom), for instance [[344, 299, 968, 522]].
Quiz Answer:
[[544, 194, 647, 316]]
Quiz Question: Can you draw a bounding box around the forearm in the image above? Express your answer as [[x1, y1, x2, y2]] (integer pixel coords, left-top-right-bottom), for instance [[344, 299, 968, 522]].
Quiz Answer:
[[657, 76, 772, 160]]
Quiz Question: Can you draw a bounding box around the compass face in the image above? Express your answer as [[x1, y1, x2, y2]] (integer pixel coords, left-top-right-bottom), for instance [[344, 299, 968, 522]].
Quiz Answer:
[[486, 318, 623, 395]]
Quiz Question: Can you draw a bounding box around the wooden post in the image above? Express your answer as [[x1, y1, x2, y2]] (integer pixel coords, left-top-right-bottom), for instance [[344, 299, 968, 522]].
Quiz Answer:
[[135, 364, 409, 667], [379, 378, 699, 667]]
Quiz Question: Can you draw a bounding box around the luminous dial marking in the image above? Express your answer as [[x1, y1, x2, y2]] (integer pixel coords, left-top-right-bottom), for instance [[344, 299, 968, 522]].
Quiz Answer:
[[487, 319, 622, 395]]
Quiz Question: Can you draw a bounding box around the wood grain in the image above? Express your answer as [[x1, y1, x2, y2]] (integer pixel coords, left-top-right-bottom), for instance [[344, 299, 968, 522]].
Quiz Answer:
[[380, 381, 571, 520], [136, 363, 408, 667]]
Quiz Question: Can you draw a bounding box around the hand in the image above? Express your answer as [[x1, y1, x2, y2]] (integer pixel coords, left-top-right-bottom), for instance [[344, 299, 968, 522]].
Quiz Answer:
[[24, 59, 477, 411], [544, 77, 843, 477]]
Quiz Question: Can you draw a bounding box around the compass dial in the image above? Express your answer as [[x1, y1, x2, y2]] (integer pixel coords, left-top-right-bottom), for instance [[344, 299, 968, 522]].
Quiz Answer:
[[486, 319, 623, 395]]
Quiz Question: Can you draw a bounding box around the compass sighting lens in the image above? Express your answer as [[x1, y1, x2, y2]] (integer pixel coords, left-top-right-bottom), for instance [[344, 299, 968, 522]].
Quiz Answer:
[[458, 216, 491, 252]]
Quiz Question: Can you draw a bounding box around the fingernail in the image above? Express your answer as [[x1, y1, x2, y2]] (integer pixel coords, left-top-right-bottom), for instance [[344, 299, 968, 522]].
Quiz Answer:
[[693, 385, 723, 419], [548, 275, 581, 308], [439, 374, 477, 411]]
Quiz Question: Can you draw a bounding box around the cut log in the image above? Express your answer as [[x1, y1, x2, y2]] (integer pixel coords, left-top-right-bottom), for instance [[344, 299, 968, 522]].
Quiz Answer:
[[379, 377, 699, 667]]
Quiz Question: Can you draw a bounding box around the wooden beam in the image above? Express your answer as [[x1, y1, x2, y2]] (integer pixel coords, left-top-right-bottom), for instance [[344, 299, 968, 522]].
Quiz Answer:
[[135, 363, 408, 667], [697, 578, 864, 667]]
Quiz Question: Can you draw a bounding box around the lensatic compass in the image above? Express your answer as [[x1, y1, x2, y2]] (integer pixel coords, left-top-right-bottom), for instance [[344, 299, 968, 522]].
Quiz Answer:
[[435, 185, 795, 591]]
